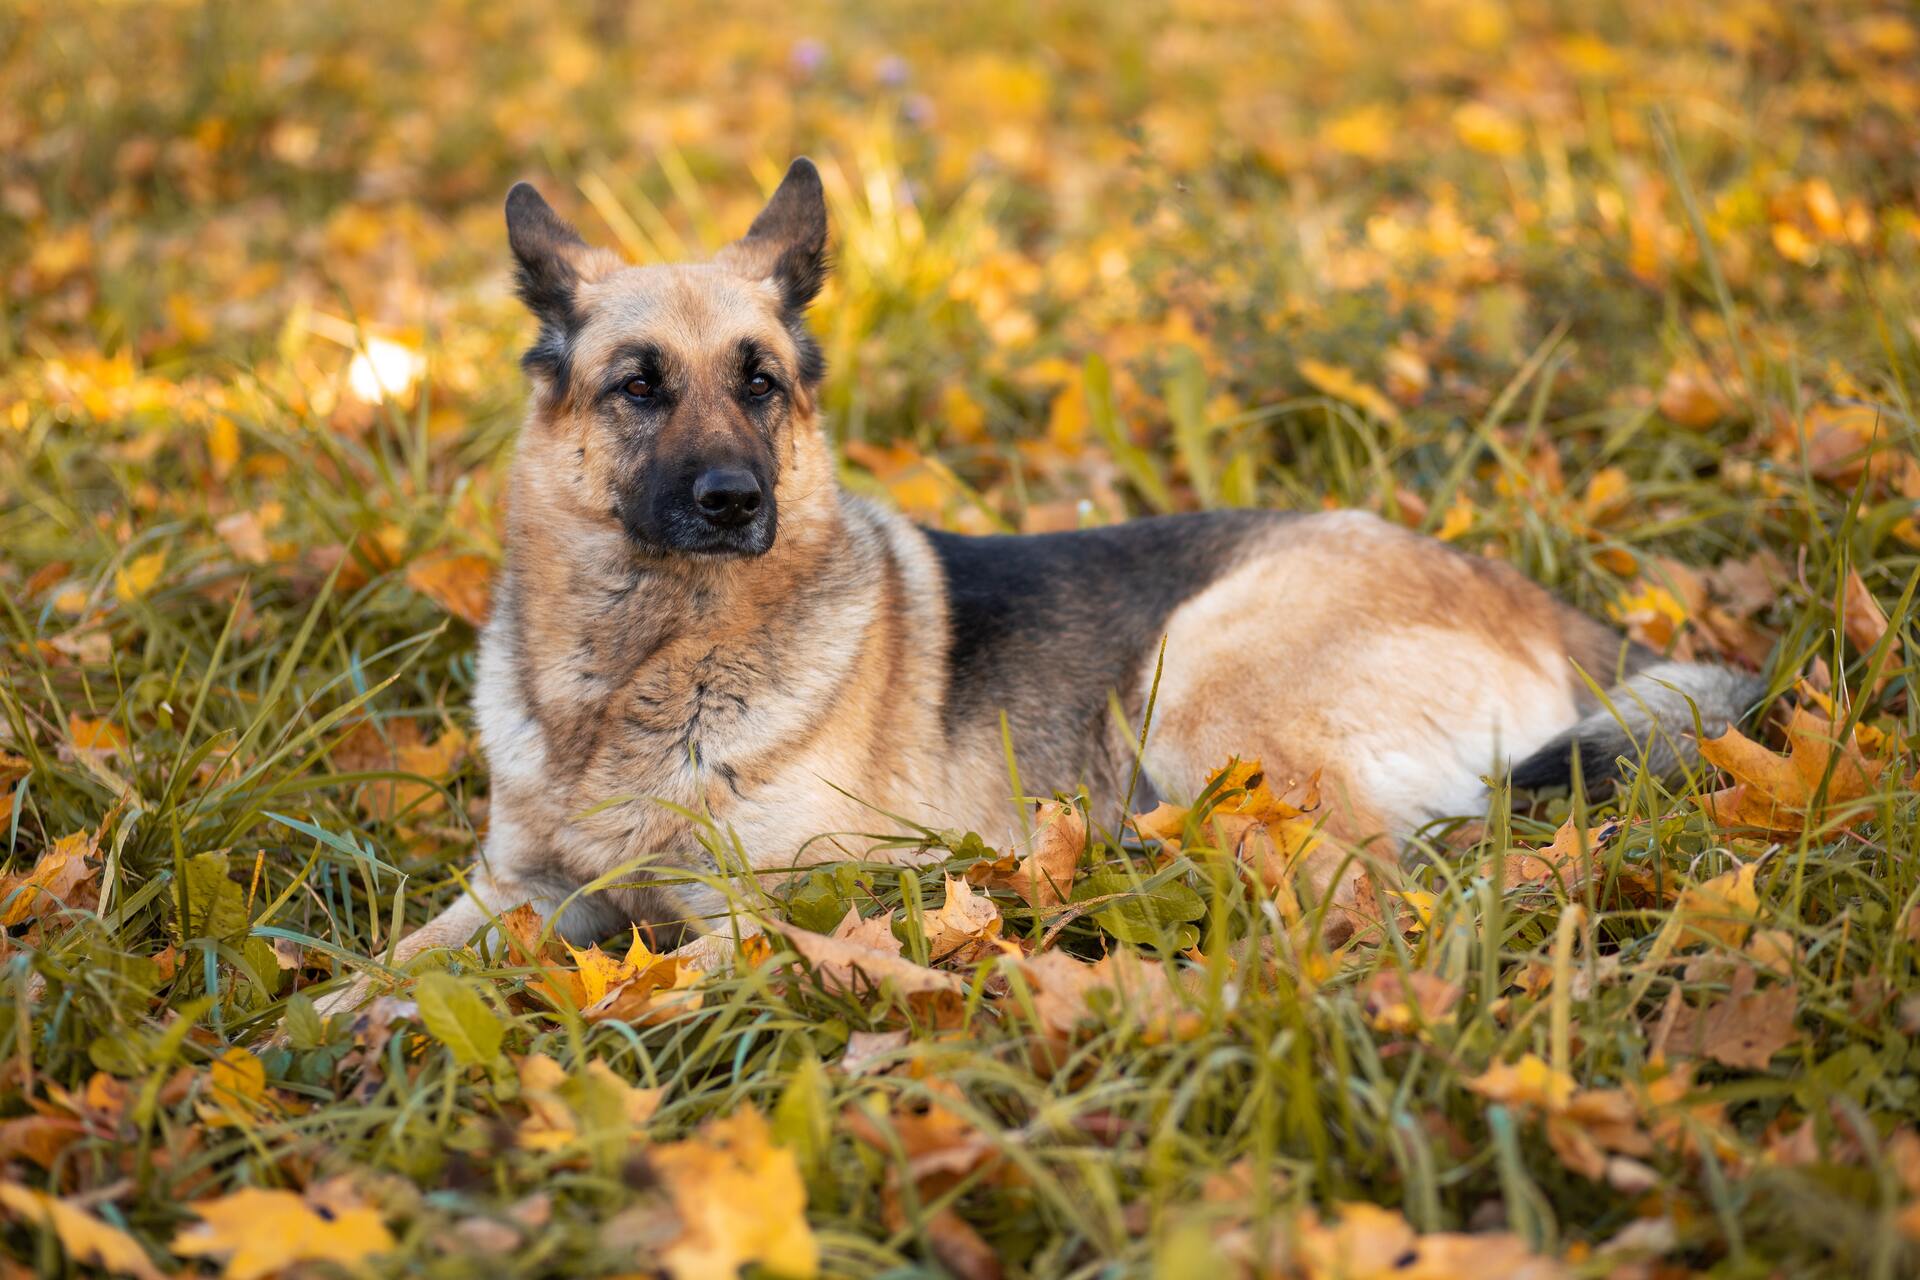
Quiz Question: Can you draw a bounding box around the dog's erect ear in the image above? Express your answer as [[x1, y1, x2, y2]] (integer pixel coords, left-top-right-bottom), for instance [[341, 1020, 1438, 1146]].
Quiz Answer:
[[721, 158, 829, 315], [505, 182, 589, 332]]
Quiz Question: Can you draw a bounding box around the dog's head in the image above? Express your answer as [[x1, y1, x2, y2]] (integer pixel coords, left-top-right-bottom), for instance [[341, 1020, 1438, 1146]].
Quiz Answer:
[[505, 160, 829, 559]]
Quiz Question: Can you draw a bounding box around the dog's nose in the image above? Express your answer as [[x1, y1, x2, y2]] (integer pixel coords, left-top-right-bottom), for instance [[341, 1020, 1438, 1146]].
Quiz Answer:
[[691, 467, 764, 527]]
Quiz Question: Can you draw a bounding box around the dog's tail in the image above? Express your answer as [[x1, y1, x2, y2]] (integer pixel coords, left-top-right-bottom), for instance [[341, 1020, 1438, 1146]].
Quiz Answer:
[[1509, 661, 1768, 792]]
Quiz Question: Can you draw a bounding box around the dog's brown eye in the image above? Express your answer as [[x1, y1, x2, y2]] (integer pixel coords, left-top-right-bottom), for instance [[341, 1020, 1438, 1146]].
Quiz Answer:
[[746, 373, 773, 398], [624, 376, 653, 400]]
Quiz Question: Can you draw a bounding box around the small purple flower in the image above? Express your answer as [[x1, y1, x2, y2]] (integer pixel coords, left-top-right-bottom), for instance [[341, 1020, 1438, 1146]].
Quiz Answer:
[[902, 94, 935, 127], [876, 54, 910, 88], [789, 38, 827, 77]]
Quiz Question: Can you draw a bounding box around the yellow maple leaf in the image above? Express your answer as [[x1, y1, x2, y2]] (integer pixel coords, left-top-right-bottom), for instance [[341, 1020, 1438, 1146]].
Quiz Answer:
[[197, 1047, 270, 1128], [1434, 492, 1475, 542], [172, 1185, 395, 1280], [0, 1183, 163, 1280], [652, 1107, 819, 1280], [113, 550, 166, 604], [1297, 357, 1403, 427], [563, 939, 634, 1007]]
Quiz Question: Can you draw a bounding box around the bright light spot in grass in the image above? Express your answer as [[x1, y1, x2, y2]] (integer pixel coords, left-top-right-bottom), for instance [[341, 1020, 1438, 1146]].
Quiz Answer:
[[347, 338, 423, 404]]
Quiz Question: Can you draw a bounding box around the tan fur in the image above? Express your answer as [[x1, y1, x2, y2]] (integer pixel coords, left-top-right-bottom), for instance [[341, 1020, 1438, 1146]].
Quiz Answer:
[[312, 170, 1698, 1014]]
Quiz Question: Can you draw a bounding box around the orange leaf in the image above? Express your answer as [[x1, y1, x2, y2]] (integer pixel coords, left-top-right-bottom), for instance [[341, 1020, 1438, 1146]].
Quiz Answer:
[[0, 829, 101, 926], [68, 711, 128, 753], [406, 553, 493, 626]]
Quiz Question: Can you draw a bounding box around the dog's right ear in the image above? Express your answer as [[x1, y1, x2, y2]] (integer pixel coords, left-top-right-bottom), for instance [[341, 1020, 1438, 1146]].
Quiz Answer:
[[505, 182, 589, 332]]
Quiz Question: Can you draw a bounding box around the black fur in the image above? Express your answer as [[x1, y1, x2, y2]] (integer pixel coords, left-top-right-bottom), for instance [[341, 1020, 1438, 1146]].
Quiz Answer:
[[741, 158, 829, 314], [505, 182, 588, 383], [1507, 732, 1618, 792], [924, 510, 1288, 791], [736, 159, 830, 387]]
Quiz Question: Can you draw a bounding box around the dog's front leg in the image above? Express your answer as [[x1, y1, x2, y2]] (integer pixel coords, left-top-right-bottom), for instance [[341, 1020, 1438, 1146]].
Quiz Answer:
[[307, 873, 538, 1023]]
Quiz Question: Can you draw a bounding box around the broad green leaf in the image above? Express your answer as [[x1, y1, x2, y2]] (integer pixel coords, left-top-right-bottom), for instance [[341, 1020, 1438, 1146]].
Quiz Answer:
[[414, 972, 503, 1067], [1074, 871, 1204, 950]]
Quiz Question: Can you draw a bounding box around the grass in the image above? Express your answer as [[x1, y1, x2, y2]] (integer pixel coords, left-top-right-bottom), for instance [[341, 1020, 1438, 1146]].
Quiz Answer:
[[3, 0, 1920, 1276]]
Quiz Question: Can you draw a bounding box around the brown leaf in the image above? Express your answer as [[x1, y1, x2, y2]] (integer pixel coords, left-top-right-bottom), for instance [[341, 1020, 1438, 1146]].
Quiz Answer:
[[831, 905, 902, 955], [839, 1029, 911, 1076], [1503, 816, 1622, 888], [67, 711, 127, 754], [215, 510, 272, 565], [969, 801, 1084, 908], [1362, 969, 1461, 1034], [1001, 947, 1189, 1044], [1667, 969, 1800, 1070], [921, 875, 1002, 964], [1842, 567, 1901, 669], [0, 1114, 87, 1170], [333, 719, 470, 823], [1657, 363, 1731, 428], [779, 924, 965, 1000]]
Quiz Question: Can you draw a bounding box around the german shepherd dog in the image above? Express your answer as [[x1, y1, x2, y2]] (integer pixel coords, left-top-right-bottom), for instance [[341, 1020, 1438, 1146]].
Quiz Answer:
[[317, 159, 1761, 1013]]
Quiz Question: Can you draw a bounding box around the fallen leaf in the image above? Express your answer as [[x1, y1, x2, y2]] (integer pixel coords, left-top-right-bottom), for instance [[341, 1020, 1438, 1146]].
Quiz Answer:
[[515, 1053, 661, 1153], [1503, 815, 1622, 888], [0, 1183, 164, 1280], [1841, 567, 1901, 676], [779, 922, 964, 1002], [840, 1029, 911, 1076], [1001, 946, 1190, 1046], [334, 718, 469, 822], [0, 749, 30, 787], [0, 828, 102, 925], [215, 511, 272, 565], [967, 800, 1084, 908], [1657, 364, 1731, 428], [1298, 357, 1403, 427], [113, 550, 166, 603], [1697, 707, 1886, 833], [921, 874, 1002, 963], [830, 905, 902, 954], [1671, 862, 1761, 951], [650, 1106, 818, 1280], [580, 929, 704, 1025], [172, 1184, 395, 1280], [406, 553, 493, 626], [1467, 1053, 1575, 1111], [196, 1046, 271, 1127], [1362, 969, 1461, 1034], [1669, 969, 1800, 1070], [68, 711, 128, 754]]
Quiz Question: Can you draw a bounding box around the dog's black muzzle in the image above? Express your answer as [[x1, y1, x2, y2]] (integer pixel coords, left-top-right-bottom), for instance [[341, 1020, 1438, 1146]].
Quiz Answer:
[[621, 459, 777, 557]]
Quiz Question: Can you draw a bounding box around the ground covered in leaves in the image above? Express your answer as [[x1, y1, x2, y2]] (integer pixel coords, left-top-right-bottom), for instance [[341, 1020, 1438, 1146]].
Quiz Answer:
[[4, 0, 1920, 1276]]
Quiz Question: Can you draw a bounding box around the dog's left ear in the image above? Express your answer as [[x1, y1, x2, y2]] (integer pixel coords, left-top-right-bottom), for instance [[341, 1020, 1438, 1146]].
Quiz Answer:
[[719, 158, 829, 316]]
